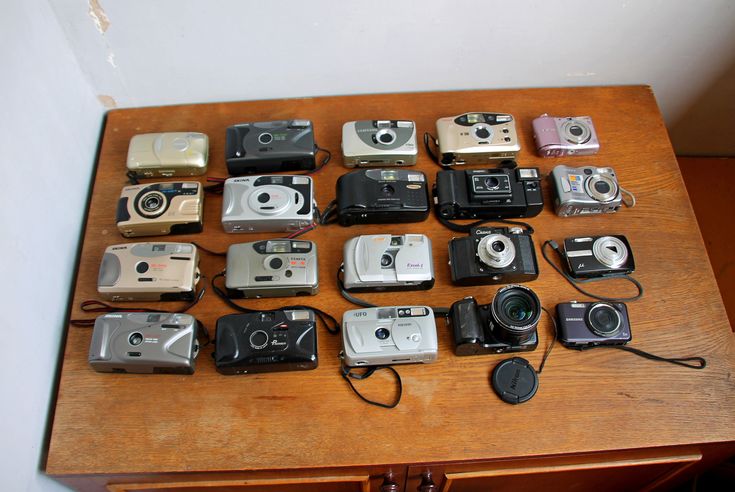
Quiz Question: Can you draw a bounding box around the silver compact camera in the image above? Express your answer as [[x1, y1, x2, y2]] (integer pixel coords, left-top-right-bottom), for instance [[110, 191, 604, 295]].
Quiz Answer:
[[341, 306, 438, 366], [88, 312, 199, 374], [532, 114, 600, 157], [225, 239, 318, 298], [341, 120, 418, 167], [221, 175, 316, 233], [116, 181, 203, 238], [551, 165, 622, 217], [97, 243, 200, 301], [435, 112, 520, 165], [342, 234, 434, 292]]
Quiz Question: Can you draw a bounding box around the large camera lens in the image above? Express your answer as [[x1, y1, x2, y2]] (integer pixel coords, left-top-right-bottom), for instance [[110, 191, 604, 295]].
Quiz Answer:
[[490, 285, 541, 344], [585, 174, 618, 202], [137, 190, 167, 218], [491, 240, 505, 252], [477, 234, 516, 269], [484, 176, 500, 189], [569, 125, 584, 136], [375, 327, 390, 340], [586, 303, 622, 337], [375, 128, 396, 145], [561, 119, 592, 144], [594, 181, 611, 194]]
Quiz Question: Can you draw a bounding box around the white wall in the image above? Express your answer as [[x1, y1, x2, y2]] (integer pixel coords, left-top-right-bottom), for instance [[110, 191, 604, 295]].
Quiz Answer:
[[50, 0, 735, 154], [0, 1, 104, 491]]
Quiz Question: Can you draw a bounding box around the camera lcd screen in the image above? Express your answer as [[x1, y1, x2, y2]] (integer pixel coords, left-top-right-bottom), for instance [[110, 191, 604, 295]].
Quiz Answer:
[[467, 114, 484, 124]]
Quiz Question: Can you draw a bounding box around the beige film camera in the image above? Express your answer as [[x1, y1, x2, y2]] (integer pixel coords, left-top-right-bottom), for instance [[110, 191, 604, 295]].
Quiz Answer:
[[126, 132, 209, 178], [116, 181, 203, 238], [97, 243, 200, 301], [435, 112, 520, 165]]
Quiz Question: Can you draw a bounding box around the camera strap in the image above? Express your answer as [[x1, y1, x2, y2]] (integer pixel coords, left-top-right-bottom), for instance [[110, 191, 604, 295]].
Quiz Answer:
[[319, 199, 338, 225], [340, 363, 403, 409], [620, 186, 636, 208], [587, 345, 706, 369], [203, 177, 226, 194], [126, 171, 141, 185], [437, 215, 535, 234], [303, 146, 331, 174], [541, 240, 644, 302], [211, 272, 339, 335], [423, 132, 441, 165]]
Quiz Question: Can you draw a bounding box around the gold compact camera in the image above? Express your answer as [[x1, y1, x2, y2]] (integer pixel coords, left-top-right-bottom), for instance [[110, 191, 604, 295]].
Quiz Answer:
[[97, 243, 200, 301], [126, 132, 209, 178], [116, 182, 203, 238]]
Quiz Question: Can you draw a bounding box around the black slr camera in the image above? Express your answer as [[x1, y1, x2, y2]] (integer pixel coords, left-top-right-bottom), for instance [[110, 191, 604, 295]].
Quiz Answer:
[[564, 235, 635, 278], [449, 226, 538, 285], [336, 169, 430, 226], [434, 166, 543, 219], [557, 301, 632, 349], [450, 285, 541, 355], [214, 309, 318, 374]]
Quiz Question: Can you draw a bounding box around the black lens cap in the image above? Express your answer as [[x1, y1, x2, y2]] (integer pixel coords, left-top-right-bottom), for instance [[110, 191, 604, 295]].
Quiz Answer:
[[491, 357, 539, 404]]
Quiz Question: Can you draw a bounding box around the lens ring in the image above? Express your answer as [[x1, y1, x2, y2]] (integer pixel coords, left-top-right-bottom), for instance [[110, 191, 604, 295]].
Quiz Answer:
[[137, 190, 167, 217], [477, 234, 516, 269], [375, 128, 396, 145], [592, 236, 629, 268], [560, 118, 592, 144], [490, 285, 541, 342], [586, 303, 622, 337], [584, 173, 618, 202], [128, 332, 144, 346], [380, 253, 394, 268]]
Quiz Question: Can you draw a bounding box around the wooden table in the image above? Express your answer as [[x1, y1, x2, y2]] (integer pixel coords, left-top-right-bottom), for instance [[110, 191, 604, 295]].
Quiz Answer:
[[46, 87, 735, 492]]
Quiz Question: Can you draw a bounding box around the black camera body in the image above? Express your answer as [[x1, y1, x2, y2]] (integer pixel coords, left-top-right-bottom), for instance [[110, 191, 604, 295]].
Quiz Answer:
[[564, 235, 635, 278], [449, 285, 541, 356], [449, 226, 538, 286], [557, 301, 632, 349], [214, 310, 318, 374], [225, 120, 317, 175], [434, 167, 544, 219], [336, 169, 430, 226]]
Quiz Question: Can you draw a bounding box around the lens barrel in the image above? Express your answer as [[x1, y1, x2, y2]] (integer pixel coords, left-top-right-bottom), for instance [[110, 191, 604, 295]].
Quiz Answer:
[[490, 285, 541, 344]]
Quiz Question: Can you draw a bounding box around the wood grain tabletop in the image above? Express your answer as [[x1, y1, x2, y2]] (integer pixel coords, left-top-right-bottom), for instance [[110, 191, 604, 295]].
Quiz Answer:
[[46, 86, 735, 477]]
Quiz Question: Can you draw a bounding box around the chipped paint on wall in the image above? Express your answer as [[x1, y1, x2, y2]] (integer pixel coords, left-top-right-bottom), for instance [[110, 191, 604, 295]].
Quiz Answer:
[[88, 0, 110, 34], [107, 52, 116, 68], [97, 95, 117, 108]]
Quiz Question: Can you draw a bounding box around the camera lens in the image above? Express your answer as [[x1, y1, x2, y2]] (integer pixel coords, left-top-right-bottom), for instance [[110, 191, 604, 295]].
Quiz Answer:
[[375, 128, 396, 145], [380, 253, 394, 267], [375, 327, 390, 340], [477, 234, 516, 269], [257, 192, 270, 203], [381, 184, 395, 195], [594, 181, 611, 194], [484, 176, 500, 189], [586, 303, 622, 337], [258, 133, 273, 145], [490, 285, 541, 344], [129, 333, 144, 346], [561, 119, 592, 144], [569, 125, 584, 137], [475, 127, 491, 139], [585, 174, 618, 203], [491, 241, 505, 253]]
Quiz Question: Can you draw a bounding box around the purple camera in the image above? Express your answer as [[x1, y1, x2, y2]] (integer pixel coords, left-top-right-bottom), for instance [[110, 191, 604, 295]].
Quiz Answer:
[[532, 114, 600, 157]]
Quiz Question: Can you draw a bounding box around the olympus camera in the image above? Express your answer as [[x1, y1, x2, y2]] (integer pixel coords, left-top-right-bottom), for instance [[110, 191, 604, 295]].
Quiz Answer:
[[225, 119, 317, 175], [221, 175, 316, 233], [126, 132, 209, 178], [225, 239, 318, 298], [564, 235, 635, 278], [435, 112, 520, 165], [97, 243, 200, 301], [214, 310, 318, 374], [336, 169, 430, 226], [88, 312, 199, 374], [551, 165, 622, 217], [434, 167, 543, 220], [341, 306, 438, 366], [532, 115, 600, 157], [557, 301, 632, 348], [448, 226, 538, 286], [116, 181, 203, 238], [342, 234, 434, 292], [449, 285, 541, 355], [341, 120, 418, 167]]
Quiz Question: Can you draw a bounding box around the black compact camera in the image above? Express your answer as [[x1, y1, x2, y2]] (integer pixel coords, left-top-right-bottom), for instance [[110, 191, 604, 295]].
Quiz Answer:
[[449, 226, 538, 285], [434, 166, 543, 219], [449, 285, 541, 355], [336, 169, 430, 226], [225, 120, 317, 175], [564, 235, 635, 278], [556, 301, 632, 349], [213, 309, 318, 374]]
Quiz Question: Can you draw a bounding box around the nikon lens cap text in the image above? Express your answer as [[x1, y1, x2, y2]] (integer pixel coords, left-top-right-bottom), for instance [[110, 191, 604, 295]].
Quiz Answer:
[[491, 357, 538, 404]]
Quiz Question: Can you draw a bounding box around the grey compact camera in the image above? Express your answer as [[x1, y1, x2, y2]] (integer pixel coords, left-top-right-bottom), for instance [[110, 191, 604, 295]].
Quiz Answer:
[[341, 120, 418, 167], [221, 175, 316, 233], [341, 306, 438, 366], [342, 234, 434, 292], [225, 239, 318, 298], [88, 312, 199, 374], [551, 165, 622, 217]]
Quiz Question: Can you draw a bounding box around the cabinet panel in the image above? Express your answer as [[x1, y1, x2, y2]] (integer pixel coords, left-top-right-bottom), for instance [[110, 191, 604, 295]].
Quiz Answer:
[[107, 476, 370, 492]]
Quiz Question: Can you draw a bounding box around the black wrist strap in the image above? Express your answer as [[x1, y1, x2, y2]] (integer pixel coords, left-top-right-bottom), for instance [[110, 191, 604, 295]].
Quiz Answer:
[[211, 272, 339, 335], [423, 132, 441, 166], [437, 215, 535, 234], [302, 146, 331, 174], [319, 199, 338, 225], [541, 240, 643, 302], [591, 345, 706, 369], [337, 265, 377, 308], [341, 364, 403, 409], [126, 171, 140, 185]]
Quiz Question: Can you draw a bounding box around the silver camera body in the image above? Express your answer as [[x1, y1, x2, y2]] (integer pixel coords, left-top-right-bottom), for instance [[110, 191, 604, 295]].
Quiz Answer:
[[221, 175, 316, 233], [342, 234, 434, 291], [225, 240, 318, 298], [551, 165, 622, 217], [97, 243, 200, 301], [341, 120, 418, 167], [88, 312, 199, 374], [341, 306, 438, 366], [435, 112, 520, 165]]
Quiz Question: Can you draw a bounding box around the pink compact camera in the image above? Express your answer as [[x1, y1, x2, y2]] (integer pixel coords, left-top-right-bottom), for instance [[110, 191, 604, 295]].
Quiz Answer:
[[532, 114, 600, 157]]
